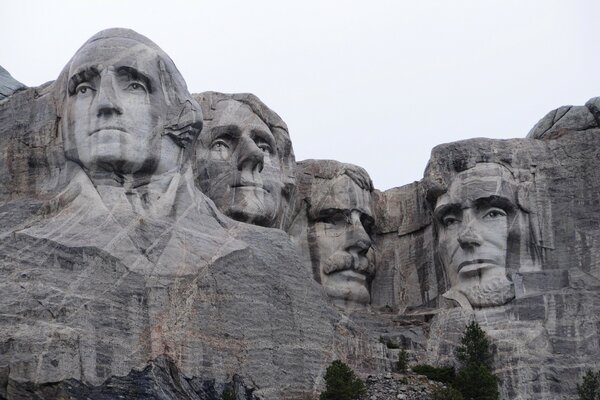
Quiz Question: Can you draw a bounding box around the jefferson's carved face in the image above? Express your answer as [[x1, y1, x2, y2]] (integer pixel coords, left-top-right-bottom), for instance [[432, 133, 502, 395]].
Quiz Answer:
[[63, 38, 166, 175], [195, 100, 284, 227], [434, 163, 516, 307], [309, 175, 374, 307]]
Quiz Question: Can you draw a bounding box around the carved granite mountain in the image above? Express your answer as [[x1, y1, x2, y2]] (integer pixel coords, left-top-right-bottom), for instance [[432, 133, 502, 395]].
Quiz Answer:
[[3, 28, 600, 400]]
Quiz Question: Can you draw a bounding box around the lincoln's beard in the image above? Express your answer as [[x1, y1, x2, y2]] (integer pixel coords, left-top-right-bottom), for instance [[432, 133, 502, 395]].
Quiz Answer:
[[459, 274, 515, 307]]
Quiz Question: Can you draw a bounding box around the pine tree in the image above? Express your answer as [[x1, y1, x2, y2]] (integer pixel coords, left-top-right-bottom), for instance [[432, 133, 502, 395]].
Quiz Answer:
[[455, 320, 493, 369], [397, 349, 409, 372], [319, 360, 366, 400], [577, 369, 600, 400], [453, 321, 499, 400]]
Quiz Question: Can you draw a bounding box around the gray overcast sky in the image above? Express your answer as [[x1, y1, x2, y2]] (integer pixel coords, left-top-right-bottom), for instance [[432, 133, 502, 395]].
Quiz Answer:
[[1, 1, 599, 190]]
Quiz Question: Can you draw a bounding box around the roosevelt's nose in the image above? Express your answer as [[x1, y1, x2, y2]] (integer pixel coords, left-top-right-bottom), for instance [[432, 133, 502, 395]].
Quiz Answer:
[[346, 213, 372, 255], [95, 73, 123, 118], [236, 135, 264, 173]]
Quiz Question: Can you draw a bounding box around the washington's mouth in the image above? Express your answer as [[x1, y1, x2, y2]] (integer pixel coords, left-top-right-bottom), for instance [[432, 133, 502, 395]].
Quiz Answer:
[[89, 127, 127, 136], [457, 259, 499, 274]]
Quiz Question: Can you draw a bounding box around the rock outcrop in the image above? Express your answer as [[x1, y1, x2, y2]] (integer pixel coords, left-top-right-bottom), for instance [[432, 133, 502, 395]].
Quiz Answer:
[[2, 28, 600, 400]]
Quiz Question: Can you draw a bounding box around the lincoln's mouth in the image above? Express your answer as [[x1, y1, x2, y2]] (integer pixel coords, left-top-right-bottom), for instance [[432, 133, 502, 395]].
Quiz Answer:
[[90, 127, 127, 136], [457, 259, 499, 274]]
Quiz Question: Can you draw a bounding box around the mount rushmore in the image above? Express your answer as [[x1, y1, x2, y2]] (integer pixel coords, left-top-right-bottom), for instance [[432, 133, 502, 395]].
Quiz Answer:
[[1, 28, 600, 399]]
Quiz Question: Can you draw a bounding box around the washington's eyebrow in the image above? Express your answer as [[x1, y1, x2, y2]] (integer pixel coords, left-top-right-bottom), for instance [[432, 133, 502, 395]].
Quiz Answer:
[[67, 67, 99, 95], [117, 66, 153, 92], [250, 128, 275, 148]]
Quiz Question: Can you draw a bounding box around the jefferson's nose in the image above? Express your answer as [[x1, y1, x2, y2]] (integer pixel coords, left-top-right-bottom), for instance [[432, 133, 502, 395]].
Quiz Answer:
[[236, 136, 264, 173], [95, 73, 122, 118]]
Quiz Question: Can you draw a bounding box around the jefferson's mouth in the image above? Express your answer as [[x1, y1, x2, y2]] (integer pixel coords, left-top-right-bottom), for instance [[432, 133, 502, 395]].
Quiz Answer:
[[232, 183, 270, 193], [457, 259, 499, 274], [334, 269, 367, 284], [90, 127, 127, 136]]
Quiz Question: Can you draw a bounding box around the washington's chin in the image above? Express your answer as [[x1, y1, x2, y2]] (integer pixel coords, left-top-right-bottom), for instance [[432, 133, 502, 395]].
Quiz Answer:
[[323, 271, 370, 308]]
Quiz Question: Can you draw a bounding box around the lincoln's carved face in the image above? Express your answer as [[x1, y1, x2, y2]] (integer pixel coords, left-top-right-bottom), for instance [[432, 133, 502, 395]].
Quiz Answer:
[[63, 38, 166, 175], [310, 175, 375, 307], [434, 163, 516, 308], [195, 100, 285, 227]]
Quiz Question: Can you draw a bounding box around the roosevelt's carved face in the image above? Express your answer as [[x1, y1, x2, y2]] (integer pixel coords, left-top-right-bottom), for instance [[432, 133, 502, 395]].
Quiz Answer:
[[434, 163, 516, 308], [63, 38, 166, 175], [309, 175, 375, 307], [195, 100, 284, 227]]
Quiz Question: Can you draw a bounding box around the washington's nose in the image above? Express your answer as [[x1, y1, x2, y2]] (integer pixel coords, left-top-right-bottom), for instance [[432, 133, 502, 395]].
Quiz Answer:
[[96, 74, 122, 118], [457, 226, 483, 249], [236, 136, 264, 173]]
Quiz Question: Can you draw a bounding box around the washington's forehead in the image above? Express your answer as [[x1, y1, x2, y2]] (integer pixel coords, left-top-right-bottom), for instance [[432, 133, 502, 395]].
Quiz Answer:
[[69, 39, 159, 76]]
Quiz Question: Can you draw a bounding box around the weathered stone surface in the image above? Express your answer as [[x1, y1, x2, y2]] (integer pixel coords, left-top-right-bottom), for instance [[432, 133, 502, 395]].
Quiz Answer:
[[5, 27, 600, 400], [0, 29, 376, 400], [287, 159, 375, 310], [193, 92, 295, 230], [0, 66, 25, 101]]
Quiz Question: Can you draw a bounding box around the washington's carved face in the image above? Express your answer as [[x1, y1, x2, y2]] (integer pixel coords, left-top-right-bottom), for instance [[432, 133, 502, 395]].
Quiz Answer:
[[434, 163, 516, 307], [63, 38, 166, 175], [310, 175, 374, 307], [195, 100, 285, 227]]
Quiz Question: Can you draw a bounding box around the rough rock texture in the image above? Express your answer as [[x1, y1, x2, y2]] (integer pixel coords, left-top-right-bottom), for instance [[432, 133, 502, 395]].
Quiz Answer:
[[0, 29, 379, 400], [4, 28, 600, 400], [365, 373, 438, 400], [0, 67, 25, 100]]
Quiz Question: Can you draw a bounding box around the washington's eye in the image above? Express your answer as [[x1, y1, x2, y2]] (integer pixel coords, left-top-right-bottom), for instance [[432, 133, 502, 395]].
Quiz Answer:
[[258, 143, 272, 153], [255, 139, 273, 154], [75, 83, 94, 95], [483, 208, 507, 219], [210, 139, 230, 151], [127, 82, 147, 92]]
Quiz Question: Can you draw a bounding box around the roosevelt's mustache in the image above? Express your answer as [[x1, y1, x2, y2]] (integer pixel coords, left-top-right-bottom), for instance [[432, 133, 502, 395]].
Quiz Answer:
[[321, 249, 372, 275]]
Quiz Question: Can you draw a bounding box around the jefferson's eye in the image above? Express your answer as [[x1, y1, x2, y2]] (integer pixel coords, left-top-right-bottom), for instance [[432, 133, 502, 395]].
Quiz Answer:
[[75, 83, 94, 95], [442, 216, 460, 227]]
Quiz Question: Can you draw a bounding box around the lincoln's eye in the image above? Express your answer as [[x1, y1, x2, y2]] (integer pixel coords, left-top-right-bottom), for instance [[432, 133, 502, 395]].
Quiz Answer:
[[483, 208, 507, 220]]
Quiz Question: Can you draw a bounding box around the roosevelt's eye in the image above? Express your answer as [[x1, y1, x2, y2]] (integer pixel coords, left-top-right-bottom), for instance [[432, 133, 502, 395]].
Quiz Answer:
[[127, 82, 147, 92], [75, 83, 94, 95], [318, 212, 348, 226], [483, 208, 507, 220]]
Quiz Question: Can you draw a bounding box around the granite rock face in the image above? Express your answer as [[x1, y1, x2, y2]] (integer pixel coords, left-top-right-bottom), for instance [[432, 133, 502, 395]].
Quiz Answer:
[[0, 66, 25, 100], [0, 29, 374, 400], [3, 28, 600, 400]]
